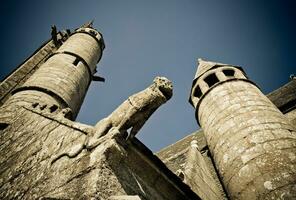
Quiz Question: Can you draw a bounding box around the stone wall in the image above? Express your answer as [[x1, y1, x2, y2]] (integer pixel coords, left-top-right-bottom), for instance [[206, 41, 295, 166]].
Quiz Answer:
[[183, 140, 226, 200], [157, 131, 226, 200], [267, 80, 296, 114], [285, 109, 296, 127], [0, 105, 199, 199]]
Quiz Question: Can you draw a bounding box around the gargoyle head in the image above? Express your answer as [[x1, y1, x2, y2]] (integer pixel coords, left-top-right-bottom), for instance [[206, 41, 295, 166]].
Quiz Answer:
[[153, 76, 173, 100]]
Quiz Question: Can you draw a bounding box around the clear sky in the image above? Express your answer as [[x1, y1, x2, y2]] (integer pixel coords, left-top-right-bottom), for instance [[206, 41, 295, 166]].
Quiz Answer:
[[0, 0, 295, 152]]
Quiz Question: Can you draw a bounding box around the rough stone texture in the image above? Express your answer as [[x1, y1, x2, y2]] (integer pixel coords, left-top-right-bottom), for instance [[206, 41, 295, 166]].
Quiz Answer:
[[0, 26, 104, 127], [0, 104, 198, 200], [157, 130, 208, 176], [19, 28, 103, 118], [183, 140, 226, 200], [0, 90, 64, 124], [21, 53, 90, 117], [57, 29, 103, 73], [285, 109, 296, 127], [267, 77, 296, 127], [157, 131, 226, 200], [158, 69, 296, 199], [0, 25, 103, 124], [109, 195, 142, 200], [266, 79, 296, 127], [157, 130, 207, 169], [190, 59, 296, 199], [267, 78, 296, 127], [267, 79, 296, 114]]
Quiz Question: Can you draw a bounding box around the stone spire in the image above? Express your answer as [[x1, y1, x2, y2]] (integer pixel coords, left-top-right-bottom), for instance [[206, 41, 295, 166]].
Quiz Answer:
[[81, 20, 94, 28], [194, 58, 228, 79], [189, 59, 245, 109]]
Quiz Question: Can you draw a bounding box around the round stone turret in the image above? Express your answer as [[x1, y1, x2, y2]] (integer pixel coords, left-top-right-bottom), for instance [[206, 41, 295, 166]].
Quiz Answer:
[[189, 58, 247, 112], [189, 59, 296, 199], [6, 25, 105, 119]]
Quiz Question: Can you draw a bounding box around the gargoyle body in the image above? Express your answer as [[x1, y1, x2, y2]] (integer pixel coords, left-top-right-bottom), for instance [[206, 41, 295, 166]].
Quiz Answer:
[[51, 77, 173, 164]]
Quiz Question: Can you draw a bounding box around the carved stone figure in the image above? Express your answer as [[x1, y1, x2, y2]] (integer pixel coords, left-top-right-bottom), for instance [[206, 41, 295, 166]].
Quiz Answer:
[[51, 76, 173, 164], [93, 76, 173, 141]]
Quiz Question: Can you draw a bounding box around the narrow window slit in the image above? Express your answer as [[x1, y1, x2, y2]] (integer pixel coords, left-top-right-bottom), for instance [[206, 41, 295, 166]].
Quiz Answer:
[[32, 102, 39, 108], [40, 105, 47, 110], [73, 57, 80, 66]]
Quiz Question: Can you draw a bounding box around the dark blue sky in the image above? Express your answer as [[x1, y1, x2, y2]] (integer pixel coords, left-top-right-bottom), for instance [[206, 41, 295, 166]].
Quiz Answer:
[[0, 0, 295, 152]]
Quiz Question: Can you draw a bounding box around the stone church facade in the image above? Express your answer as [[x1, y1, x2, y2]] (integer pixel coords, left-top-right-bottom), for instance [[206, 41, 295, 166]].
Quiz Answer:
[[0, 23, 295, 199]]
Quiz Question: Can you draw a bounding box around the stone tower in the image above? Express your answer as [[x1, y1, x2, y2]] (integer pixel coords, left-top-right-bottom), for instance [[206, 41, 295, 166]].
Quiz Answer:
[[189, 59, 296, 199], [0, 23, 104, 123]]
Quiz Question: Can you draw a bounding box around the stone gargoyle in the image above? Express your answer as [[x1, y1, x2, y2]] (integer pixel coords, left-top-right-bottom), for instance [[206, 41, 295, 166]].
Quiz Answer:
[[51, 76, 173, 164]]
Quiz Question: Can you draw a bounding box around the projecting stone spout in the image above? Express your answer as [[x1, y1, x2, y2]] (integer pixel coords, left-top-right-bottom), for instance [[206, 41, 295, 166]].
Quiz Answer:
[[152, 76, 173, 100], [94, 76, 173, 139], [86, 76, 173, 147], [51, 76, 173, 163]]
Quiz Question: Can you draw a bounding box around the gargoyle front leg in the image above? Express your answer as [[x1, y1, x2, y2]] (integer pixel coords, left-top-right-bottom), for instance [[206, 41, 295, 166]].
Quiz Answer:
[[128, 121, 145, 140], [94, 117, 112, 137], [87, 118, 112, 149]]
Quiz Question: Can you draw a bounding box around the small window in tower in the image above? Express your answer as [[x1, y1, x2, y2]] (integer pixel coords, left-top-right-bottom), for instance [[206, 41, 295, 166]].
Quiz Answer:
[[89, 30, 97, 36], [223, 69, 235, 77], [204, 73, 219, 87], [32, 102, 39, 108], [49, 105, 58, 113], [40, 105, 47, 110], [73, 57, 80, 66], [193, 85, 202, 98]]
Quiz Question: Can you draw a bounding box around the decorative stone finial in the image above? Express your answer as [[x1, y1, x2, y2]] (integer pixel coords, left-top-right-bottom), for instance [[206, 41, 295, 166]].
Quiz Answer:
[[81, 20, 94, 28]]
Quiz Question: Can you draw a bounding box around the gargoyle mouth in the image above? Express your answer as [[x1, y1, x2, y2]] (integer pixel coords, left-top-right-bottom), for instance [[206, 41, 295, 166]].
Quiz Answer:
[[159, 86, 173, 100], [153, 76, 173, 100]]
